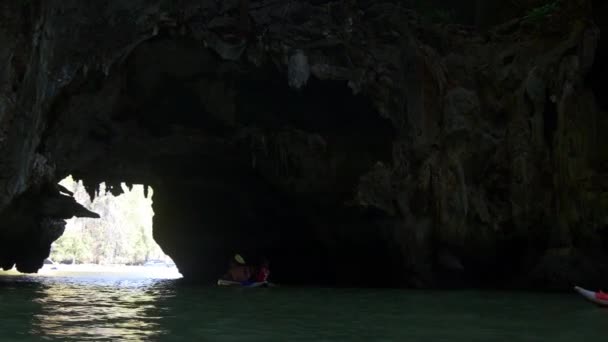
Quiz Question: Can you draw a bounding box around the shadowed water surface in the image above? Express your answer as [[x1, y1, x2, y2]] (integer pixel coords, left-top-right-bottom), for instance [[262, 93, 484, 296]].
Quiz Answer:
[[0, 274, 604, 341]]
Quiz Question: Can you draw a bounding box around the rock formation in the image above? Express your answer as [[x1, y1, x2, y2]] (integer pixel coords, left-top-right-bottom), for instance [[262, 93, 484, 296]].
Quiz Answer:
[[0, 0, 606, 289]]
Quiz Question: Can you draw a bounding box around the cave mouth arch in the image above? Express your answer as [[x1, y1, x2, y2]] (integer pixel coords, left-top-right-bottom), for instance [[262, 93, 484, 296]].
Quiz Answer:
[[48, 34, 397, 286], [48, 176, 179, 279]]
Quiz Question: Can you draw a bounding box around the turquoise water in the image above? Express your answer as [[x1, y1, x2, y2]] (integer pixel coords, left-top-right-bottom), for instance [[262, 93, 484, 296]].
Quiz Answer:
[[0, 274, 604, 341]]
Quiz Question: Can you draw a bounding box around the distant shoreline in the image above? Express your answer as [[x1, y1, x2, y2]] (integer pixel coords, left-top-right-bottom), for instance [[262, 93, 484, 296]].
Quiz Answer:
[[0, 264, 182, 279]]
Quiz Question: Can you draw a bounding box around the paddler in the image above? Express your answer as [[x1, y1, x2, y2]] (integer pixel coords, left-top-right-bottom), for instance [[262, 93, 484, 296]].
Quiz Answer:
[[255, 257, 270, 282], [222, 254, 252, 282]]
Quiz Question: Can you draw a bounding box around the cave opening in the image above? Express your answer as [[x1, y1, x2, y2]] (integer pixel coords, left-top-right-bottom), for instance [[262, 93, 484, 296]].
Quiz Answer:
[[46, 176, 180, 279], [41, 176, 181, 278]]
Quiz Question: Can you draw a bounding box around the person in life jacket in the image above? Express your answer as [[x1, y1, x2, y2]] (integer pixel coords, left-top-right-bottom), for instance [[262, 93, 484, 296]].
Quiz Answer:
[[255, 257, 270, 283]]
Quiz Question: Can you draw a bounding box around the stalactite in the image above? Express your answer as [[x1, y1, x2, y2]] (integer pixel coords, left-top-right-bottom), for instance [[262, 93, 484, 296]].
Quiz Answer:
[[83, 180, 97, 203]]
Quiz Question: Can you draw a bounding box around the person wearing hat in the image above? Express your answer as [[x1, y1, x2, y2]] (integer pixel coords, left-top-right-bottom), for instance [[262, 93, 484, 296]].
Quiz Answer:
[[222, 254, 252, 282]]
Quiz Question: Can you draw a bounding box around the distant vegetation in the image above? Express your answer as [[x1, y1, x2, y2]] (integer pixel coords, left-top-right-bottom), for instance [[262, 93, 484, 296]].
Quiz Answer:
[[50, 176, 169, 265]]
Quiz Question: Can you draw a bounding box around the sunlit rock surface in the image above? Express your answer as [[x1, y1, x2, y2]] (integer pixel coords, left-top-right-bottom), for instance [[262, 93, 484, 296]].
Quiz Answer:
[[0, 0, 606, 289]]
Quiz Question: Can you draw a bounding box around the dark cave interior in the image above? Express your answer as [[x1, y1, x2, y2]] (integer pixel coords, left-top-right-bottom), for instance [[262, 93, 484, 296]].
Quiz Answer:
[[54, 35, 398, 286]]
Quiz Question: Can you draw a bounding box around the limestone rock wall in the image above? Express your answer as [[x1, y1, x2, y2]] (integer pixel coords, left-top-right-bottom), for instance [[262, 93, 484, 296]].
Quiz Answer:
[[0, 0, 606, 288]]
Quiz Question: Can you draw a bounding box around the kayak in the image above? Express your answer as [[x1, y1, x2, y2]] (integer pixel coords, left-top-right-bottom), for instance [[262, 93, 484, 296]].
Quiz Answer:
[[217, 279, 272, 288], [574, 286, 608, 307]]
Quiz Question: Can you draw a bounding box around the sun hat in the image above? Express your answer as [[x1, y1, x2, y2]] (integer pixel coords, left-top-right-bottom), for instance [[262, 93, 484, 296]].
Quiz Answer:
[[234, 254, 245, 265]]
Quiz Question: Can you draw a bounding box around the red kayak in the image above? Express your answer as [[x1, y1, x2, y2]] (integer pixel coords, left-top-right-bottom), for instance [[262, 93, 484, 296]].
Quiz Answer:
[[574, 286, 608, 307]]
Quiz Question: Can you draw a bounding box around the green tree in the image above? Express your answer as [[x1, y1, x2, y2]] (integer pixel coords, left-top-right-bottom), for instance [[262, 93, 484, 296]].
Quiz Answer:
[[51, 176, 169, 265]]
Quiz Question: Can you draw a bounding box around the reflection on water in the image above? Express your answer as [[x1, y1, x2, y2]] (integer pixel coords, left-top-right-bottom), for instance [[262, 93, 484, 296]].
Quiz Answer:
[[0, 272, 605, 341], [30, 277, 174, 341]]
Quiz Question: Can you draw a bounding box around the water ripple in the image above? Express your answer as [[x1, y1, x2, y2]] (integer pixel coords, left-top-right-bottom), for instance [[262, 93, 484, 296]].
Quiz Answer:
[[0, 275, 606, 341], [0, 276, 171, 341]]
